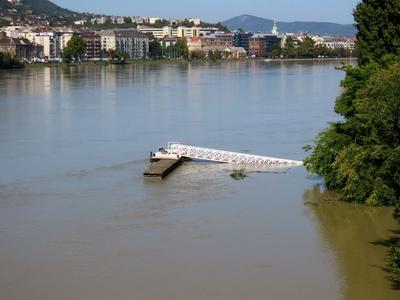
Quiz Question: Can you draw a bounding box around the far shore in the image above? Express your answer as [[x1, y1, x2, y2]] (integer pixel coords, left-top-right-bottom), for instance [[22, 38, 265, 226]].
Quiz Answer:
[[1, 57, 357, 70]]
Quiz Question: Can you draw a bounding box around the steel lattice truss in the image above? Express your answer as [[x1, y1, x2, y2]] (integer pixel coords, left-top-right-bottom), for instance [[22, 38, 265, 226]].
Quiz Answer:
[[168, 144, 303, 166]]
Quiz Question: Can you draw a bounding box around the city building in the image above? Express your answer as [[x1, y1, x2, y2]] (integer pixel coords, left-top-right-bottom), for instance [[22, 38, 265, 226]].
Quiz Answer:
[[25, 28, 60, 59], [81, 30, 102, 59], [23, 27, 77, 59], [202, 45, 246, 59], [176, 26, 200, 38], [137, 26, 172, 39], [138, 26, 199, 39], [233, 31, 253, 54], [187, 37, 202, 52], [58, 28, 75, 51], [0, 32, 40, 61], [91, 17, 107, 25], [74, 20, 86, 26], [188, 18, 201, 26], [149, 17, 162, 24], [263, 34, 282, 55], [0, 26, 23, 38], [132, 17, 148, 24], [199, 27, 219, 36], [229, 47, 247, 59], [319, 36, 356, 50], [249, 35, 266, 57], [201, 33, 234, 47], [161, 37, 178, 48], [100, 29, 149, 59], [169, 19, 181, 27]]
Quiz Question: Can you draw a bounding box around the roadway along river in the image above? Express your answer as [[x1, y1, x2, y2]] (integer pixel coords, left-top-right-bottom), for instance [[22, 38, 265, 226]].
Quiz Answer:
[[0, 60, 399, 300]]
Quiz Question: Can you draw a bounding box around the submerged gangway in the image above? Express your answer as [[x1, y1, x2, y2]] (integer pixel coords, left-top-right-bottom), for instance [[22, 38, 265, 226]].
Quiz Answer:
[[165, 143, 303, 166]]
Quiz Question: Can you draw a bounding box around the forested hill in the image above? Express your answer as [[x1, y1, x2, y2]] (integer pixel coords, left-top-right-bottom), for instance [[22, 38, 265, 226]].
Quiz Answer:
[[222, 15, 356, 36], [0, 0, 86, 17], [21, 0, 73, 15]]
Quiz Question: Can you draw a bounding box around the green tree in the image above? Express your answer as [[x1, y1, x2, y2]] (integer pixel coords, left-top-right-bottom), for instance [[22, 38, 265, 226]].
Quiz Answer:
[[149, 39, 162, 58], [388, 241, 400, 284], [0, 52, 24, 69], [152, 19, 170, 28], [271, 44, 282, 58], [174, 38, 189, 59], [283, 36, 297, 58], [104, 16, 112, 24], [190, 50, 206, 60], [304, 1, 400, 283], [354, 0, 400, 65], [181, 19, 195, 27], [107, 49, 129, 61], [124, 17, 132, 24], [208, 50, 222, 61], [297, 36, 315, 58], [62, 35, 86, 64], [0, 18, 10, 27], [304, 62, 400, 288]]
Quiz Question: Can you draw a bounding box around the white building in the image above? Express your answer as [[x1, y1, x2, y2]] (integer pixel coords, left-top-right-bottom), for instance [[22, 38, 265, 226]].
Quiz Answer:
[[149, 17, 162, 24], [132, 16, 148, 24], [188, 18, 201, 26], [176, 27, 200, 38], [137, 26, 172, 39], [100, 29, 149, 59], [25, 31, 60, 59], [74, 20, 86, 26], [320, 37, 356, 50], [24, 28, 76, 59], [137, 26, 200, 39], [91, 17, 107, 25], [0, 26, 23, 38]]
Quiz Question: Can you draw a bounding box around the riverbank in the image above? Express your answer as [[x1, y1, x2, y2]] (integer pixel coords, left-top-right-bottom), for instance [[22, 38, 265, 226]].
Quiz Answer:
[[17, 57, 357, 69]]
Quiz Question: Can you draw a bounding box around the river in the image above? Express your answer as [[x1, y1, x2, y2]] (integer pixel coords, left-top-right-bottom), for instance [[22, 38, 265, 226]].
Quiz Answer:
[[0, 61, 399, 300]]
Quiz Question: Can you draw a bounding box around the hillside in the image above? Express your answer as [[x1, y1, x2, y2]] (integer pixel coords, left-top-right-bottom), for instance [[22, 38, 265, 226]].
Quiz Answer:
[[222, 15, 356, 36], [22, 0, 73, 15], [0, 0, 93, 26]]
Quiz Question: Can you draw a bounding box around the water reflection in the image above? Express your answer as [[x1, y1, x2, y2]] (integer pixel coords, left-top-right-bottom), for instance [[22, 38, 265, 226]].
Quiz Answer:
[[304, 185, 400, 300]]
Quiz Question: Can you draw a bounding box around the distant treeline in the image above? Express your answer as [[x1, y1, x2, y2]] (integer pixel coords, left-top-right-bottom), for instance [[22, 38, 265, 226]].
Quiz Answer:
[[0, 53, 24, 69], [274, 36, 354, 59]]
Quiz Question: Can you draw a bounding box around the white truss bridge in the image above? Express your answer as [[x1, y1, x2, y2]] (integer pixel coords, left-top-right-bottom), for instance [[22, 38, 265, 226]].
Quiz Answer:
[[158, 143, 303, 166]]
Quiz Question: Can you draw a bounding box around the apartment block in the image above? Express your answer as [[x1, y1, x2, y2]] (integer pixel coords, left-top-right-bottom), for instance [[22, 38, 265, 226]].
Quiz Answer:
[[138, 26, 200, 39], [249, 35, 266, 57], [81, 30, 102, 59], [100, 29, 149, 59]]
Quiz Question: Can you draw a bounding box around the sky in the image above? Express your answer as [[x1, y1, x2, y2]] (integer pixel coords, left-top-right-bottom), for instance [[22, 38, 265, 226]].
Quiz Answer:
[[52, 0, 360, 24]]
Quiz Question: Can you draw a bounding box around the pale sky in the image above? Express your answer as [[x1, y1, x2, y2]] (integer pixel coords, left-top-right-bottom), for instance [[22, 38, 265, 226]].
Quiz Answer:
[[53, 0, 360, 24]]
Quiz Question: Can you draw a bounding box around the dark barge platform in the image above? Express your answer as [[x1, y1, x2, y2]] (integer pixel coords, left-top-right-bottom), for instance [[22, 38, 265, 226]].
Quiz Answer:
[[143, 158, 183, 179]]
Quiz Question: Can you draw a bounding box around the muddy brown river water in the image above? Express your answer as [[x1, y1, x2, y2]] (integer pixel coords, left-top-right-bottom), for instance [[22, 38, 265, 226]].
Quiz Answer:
[[0, 61, 399, 300]]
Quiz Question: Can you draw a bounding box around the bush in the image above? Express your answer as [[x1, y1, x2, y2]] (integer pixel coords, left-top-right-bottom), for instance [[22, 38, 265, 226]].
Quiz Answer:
[[388, 241, 400, 284], [230, 169, 248, 180], [0, 52, 23, 69], [305, 62, 400, 207]]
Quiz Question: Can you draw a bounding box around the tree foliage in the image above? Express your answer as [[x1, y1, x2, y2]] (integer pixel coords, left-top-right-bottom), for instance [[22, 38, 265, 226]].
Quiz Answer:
[[354, 0, 400, 65], [62, 35, 86, 64], [165, 38, 189, 59], [305, 0, 400, 211], [149, 39, 162, 58], [208, 50, 223, 61], [304, 0, 400, 282], [281, 36, 354, 59], [0, 52, 24, 69], [107, 49, 129, 61], [305, 58, 400, 207], [388, 240, 400, 284], [190, 50, 206, 60]]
